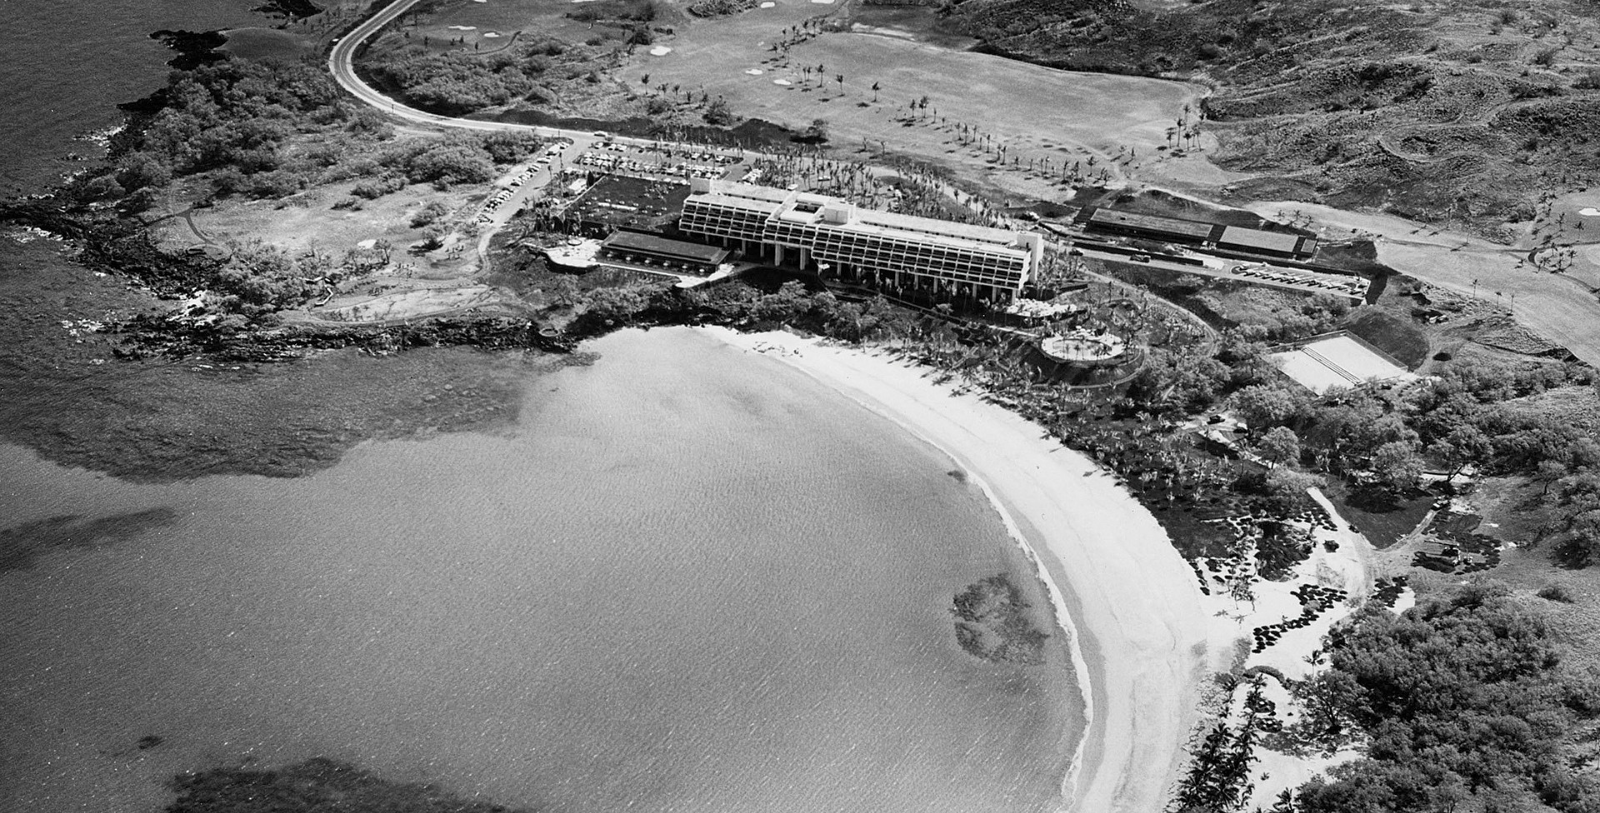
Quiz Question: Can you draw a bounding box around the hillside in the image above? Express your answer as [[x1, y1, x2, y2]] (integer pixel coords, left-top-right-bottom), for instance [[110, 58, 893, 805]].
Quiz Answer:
[[937, 0, 1600, 240]]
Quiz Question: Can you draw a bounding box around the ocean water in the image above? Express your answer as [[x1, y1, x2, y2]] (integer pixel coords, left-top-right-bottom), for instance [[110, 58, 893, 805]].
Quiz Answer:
[[0, 4, 1083, 811], [0, 0, 270, 193], [0, 330, 1082, 812]]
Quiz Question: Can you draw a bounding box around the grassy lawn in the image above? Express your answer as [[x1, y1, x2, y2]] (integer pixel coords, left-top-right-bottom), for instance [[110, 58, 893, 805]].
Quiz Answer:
[[1345, 310, 1429, 369], [1323, 478, 1434, 549]]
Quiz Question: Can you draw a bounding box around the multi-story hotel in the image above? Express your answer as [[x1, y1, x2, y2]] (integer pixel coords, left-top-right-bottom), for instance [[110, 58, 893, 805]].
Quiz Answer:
[[679, 179, 1044, 302]]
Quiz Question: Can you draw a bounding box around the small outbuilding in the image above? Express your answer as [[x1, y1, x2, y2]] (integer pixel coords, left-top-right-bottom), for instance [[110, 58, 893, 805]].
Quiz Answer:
[[599, 230, 730, 274]]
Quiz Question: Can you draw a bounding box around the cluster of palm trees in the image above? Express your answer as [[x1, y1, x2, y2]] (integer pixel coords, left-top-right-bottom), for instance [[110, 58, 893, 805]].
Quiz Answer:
[[886, 101, 1121, 188], [768, 16, 831, 54], [1165, 102, 1206, 152]]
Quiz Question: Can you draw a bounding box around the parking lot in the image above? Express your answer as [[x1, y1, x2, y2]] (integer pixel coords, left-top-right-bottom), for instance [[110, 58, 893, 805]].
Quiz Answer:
[[476, 141, 570, 225], [1224, 263, 1369, 298], [574, 144, 732, 181]]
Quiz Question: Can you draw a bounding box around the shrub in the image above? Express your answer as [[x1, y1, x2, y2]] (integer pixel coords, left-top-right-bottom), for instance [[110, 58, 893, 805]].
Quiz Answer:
[[409, 200, 449, 228], [1537, 583, 1576, 603], [351, 173, 407, 199], [480, 131, 542, 164]]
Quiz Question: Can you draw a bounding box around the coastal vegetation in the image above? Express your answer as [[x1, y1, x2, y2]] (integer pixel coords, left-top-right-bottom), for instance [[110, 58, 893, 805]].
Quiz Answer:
[[1172, 581, 1600, 813], [361, 37, 595, 117], [1289, 582, 1600, 813]]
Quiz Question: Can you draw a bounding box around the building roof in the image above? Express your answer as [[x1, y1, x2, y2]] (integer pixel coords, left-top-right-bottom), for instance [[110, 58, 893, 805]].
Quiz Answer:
[[822, 218, 1031, 259], [687, 180, 1027, 250], [602, 231, 730, 264], [1217, 225, 1308, 255], [1085, 208, 1218, 240], [852, 208, 1020, 246], [689, 191, 786, 215]]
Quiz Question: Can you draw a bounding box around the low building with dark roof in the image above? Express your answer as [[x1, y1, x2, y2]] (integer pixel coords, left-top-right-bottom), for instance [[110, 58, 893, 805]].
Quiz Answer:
[[599, 230, 731, 274], [1085, 208, 1221, 244], [1081, 207, 1318, 259], [1216, 225, 1318, 258]]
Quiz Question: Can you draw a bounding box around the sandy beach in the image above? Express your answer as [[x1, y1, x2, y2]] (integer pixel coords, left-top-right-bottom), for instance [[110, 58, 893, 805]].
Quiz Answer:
[[705, 327, 1214, 812]]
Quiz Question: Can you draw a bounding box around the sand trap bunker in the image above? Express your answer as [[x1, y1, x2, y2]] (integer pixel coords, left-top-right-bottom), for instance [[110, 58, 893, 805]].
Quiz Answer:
[[773, 78, 792, 86], [447, 25, 477, 30], [759, 1, 775, 6], [482, 31, 502, 38], [1581, 207, 1600, 217], [744, 68, 764, 75], [810, 0, 835, 4], [649, 46, 673, 56], [1270, 334, 1414, 394]]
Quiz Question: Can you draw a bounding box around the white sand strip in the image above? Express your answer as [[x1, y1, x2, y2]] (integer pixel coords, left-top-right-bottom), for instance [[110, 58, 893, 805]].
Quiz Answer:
[[704, 328, 1210, 812]]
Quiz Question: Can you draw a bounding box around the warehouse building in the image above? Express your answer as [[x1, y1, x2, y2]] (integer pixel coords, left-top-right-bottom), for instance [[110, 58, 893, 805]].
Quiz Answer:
[[1081, 207, 1318, 259], [679, 179, 1044, 302]]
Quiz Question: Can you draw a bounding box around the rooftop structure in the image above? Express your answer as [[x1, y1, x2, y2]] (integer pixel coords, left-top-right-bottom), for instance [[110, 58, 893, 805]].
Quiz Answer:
[[679, 179, 1044, 302], [1082, 207, 1318, 259], [600, 230, 731, 273]]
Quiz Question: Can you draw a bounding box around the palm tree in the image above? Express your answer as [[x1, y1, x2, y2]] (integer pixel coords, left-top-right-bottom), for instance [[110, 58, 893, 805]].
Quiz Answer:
[[871, 81, 880, 102]]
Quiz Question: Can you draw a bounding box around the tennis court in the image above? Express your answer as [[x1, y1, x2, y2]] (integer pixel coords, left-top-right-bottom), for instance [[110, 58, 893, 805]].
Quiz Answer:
[[1270, 335, 1414, 394]]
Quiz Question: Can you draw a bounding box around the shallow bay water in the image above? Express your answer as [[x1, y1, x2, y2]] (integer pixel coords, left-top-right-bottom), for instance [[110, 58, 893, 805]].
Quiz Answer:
[[1, 0, 1083, 806], [0, 328, 1081, 812]]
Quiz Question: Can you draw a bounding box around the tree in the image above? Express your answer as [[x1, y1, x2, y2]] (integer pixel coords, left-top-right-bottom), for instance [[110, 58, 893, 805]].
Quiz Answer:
[[704, 97, 733, 126], [1231, 383, 1304, 436], [1435, 423, 1492, 480], [1265, 467, 1323, 510], [1259, 426, 1302, 468], [1370, 440, 1424, 491], [800, 118, 829, 144], [1557, 509, 1600, 567], [871, 80, 880, 102]]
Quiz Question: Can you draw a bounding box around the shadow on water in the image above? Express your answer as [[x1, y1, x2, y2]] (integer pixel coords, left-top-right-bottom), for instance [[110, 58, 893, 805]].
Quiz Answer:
[[0, 506, 180, 572]]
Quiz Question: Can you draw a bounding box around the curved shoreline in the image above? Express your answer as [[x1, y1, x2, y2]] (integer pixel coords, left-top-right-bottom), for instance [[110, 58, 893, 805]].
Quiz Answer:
[[703, 326, 1209, 812]]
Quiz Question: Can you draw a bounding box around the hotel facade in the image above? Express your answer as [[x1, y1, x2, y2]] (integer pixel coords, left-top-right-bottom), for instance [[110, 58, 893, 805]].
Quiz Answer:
[[678, 179, 1044, 302]]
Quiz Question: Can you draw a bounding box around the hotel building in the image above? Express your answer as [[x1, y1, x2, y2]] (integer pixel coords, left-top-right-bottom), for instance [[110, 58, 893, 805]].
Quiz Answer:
[[678, 179, 1044, 302]]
